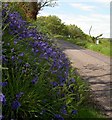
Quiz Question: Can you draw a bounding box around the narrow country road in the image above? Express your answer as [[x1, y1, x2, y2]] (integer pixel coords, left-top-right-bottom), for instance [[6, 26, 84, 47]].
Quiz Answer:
[[54, 39, 112, 117]]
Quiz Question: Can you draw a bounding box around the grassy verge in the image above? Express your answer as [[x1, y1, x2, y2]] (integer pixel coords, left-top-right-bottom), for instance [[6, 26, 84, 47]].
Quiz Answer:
[[85, 39, 111, 57], [74, 106, 106, 119], [53, 35, 111, 57]]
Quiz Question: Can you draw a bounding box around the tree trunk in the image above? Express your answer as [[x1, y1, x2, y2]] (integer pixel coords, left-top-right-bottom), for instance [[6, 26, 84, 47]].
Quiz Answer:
[[18, 2, 39, 20]]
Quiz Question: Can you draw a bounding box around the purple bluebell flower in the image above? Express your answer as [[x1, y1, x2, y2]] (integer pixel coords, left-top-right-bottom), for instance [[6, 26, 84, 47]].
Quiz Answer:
[[24, 63, 30, 67], [2, 9, 6, 17], [19, 52, 24, 57], [12, 100, 21, 110], [0, 82, 8, 87], [59, 76, 66, 83], [61, 93, 65, 98], [32, 77, 38, 84], [2, 55, 7, 63], [14, 40, 18, 44], [11, 48, 14, 52], [16, 92, 24, 99], [33, 41, 38, 47], [71, 78, 75, 83], [0, 115, 4, 120], [0, 93, 6, 105], [38, 36, 42, 40], [22, 69, 26, 73], [4, 3, 8, 8], [50, 81, 58, 87], [35, 49, 39, 53], [46, 47, 52, 54], [61, 109, 67, 115], [61, 106, 67, 115], [11, 56, 15, 60], [54, 114, 64, 120], [71, 110, 77, 115], [60, 82, 64, 87]]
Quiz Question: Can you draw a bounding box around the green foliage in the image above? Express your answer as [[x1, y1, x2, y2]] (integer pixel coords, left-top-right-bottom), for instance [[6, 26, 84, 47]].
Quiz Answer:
[[66, 24, 86, 39], [35, 15, 66, 35], [34, 15, 87, 41]]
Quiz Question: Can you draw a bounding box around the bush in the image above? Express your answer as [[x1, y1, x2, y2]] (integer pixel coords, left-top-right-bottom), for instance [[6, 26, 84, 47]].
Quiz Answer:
[[1, 3, 87, 119]]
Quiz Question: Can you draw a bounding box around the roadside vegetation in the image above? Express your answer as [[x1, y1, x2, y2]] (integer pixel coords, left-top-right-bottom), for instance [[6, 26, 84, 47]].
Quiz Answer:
[[1, 2, 107, 119], [34, 15, 111, 57]]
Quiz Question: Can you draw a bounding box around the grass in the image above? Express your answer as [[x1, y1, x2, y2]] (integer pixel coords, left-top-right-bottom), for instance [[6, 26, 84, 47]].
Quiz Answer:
[[85, 42, 111, 56], [54, 35, 111, 57], [74, 106, 107, 119], [68, 73, 107, 119], [84, 38, 111, 57]]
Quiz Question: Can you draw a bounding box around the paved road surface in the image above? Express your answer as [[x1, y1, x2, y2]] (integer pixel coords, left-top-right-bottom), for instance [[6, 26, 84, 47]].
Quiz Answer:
[[54, 39, 112, 117]]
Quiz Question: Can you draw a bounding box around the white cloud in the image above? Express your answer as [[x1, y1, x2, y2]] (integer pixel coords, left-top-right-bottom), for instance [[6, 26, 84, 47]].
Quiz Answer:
[[93, 0, 111, 3], [70, 3, 95, 11], [61, 14, 110, 38], [58, 0, 111, 3]]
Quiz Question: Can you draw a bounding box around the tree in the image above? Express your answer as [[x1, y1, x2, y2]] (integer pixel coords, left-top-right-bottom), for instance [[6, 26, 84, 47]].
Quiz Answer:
[[35, 15, 61, 34], [67, 24, 86, 39], [18, 0, 57, 20]]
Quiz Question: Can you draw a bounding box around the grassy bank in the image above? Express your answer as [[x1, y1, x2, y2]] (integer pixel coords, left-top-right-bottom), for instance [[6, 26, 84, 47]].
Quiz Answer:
[[85, 38, 111, 57], [54, 35, 111, 57]]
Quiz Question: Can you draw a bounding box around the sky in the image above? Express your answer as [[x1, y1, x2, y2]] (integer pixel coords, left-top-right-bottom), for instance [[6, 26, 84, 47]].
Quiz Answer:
[[38, 0, 111, 38]]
